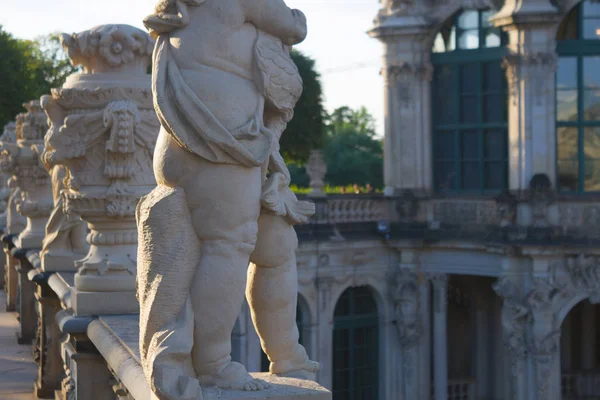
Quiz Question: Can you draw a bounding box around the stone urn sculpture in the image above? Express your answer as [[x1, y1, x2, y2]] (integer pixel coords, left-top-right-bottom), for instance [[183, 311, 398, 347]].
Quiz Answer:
[[0, 119, 27, 236], [41, 24, 158, 315], [0, 122, 17, 228], [0, 102, 54, 249]]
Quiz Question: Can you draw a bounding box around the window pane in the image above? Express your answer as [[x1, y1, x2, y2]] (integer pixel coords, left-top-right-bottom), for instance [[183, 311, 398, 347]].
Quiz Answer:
[[557, 58, 577, 89], [484, 29, 501, 48], [485, 129, 506, 160], [484, 94, 506, 123], [584, 57, 600, 89], [584, 90, 600, 120], [557, 90, 579, 121], [458, 10, 479, 29], [434, 66, 457, 125], [460, 64, 479, 94], [584, 1, 600, 17], [435, 162, 457, 190], [585, 160, 600, 191], [485, 161, 505, 189], [435, 132, 455, 159], [461, 95, 479, 123], [584, 127, 600, 160], [583, 18, 600, 39], [484, 62, 503, 92], [481, 10, 495, 27], [432, 33, 446, 53], [461, 162, 480, 190], [458, 29, 480, 49], [461, 130, 478, 158], [557, 127, 579, 159], [558, 160, 579, 192]]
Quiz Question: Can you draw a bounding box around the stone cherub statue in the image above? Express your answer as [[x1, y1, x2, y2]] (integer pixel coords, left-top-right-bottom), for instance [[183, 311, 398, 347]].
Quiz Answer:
[[137, 0, 317, 398]]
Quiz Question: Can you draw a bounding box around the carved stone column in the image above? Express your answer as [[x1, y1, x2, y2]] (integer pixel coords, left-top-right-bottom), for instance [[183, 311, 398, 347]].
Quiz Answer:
[[369, 5, 434, 195], [493, 276, 530, 400], [431, 274, 448, 400], [0, 102, 53, 249], [41, 25, 158, 315], [492, 1, 561, 190], [390, 266, 426, 400], [306, 149, 327, 197]]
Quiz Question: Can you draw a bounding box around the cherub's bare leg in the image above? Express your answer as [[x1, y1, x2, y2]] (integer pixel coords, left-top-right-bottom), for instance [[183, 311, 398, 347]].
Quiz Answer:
[[180, 157, 268, 391], [247, 213, 318, 379]]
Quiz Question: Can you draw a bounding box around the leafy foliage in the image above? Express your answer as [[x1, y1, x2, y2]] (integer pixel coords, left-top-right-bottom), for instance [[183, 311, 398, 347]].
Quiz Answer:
[[0, 27, 78, 129], [289, 106, 384, 190], [280, 50, 326, 164], [324, 106, 383, 188]]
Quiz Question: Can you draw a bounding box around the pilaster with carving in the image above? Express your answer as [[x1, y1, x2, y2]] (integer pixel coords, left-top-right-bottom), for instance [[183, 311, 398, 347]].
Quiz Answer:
[[369, 11, 434, 194], [493, 276, 530, 400], [390, 268, 423, 399], [41, 25, 158, 315], [493, 0, 561, 190]]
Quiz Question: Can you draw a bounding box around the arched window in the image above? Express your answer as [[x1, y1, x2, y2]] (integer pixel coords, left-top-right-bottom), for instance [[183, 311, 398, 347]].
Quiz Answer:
[[432, 9, 508, 192], [556, 1, 600, 192], [332, 286, 379, 400]]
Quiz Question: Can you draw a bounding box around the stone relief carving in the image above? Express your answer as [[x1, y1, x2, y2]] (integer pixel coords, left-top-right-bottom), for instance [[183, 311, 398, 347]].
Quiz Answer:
[[391, 269, 422, 346], [384, 62, 433, 109], [493, 277, 530, 399], [137, 1, 318, 397], [0, 101, 54, 248], [41, 25, 158, 308], [503, 52, 558, 107]]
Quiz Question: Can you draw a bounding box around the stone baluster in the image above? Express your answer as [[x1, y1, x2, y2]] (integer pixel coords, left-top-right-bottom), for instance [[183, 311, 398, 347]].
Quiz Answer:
[[41, 25, 158, 316]]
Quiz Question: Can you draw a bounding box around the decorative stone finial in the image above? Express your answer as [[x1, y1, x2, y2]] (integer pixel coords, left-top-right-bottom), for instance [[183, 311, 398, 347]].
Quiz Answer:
[[60, 25, 155, 89], [306, 149, 327, 197]]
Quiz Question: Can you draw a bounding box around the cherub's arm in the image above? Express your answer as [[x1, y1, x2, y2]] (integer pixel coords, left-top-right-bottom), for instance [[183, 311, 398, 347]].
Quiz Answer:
[[241, 0, 307, 45]]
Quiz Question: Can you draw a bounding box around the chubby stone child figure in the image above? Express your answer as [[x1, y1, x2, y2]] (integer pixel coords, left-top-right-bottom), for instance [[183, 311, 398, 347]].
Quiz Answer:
[[137, 0, 318, 398]]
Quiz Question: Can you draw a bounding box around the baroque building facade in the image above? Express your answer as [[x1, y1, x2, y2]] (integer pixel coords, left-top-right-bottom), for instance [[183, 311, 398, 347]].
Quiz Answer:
[[232, 1, 600, 400]]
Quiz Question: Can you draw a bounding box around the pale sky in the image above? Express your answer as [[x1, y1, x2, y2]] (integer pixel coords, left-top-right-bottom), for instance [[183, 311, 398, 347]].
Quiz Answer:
[[0, 0, 385, 136]]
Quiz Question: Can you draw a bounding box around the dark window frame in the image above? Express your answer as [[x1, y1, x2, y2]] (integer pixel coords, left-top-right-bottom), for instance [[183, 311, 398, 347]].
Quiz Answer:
[[557, 1, 600, 193], [432, 9, 509, 194]]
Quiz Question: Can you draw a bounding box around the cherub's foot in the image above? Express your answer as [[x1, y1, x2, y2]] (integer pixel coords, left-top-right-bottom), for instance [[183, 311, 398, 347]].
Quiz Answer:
[[273, 359, 319, 381], [198, 361, 269, 391]]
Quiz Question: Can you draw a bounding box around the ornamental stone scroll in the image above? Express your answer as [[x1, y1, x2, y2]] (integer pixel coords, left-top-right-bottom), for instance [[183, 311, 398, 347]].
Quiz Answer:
[[41, 24, 158, 315]]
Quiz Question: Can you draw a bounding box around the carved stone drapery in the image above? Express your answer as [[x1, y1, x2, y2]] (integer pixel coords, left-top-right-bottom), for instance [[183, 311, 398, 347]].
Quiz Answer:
[[0, 102, 53, 249], [42, 25, 157, 315]]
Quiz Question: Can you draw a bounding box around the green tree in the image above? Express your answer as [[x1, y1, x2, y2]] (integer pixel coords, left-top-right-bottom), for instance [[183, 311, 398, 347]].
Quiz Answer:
[[323, 106, 383, 188], [0, 27, 77, 129], [280, 50, 326, 164]]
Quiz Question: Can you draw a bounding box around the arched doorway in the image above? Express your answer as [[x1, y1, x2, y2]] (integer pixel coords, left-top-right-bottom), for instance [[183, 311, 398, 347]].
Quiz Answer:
[[561, 299, 600, 399], [332, 286, 379, 400]]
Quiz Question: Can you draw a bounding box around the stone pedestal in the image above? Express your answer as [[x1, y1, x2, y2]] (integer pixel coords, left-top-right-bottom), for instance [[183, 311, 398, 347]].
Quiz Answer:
[[4, 244, 18, 312], [41, 25, 158, 316], [30, 270, 63, 398], [306, 150, 327, 197], [15, 253, 37, 344]]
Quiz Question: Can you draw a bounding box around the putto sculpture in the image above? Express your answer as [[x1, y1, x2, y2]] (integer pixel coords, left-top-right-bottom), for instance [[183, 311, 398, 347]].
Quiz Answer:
[[138, 0, 317, 397]]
